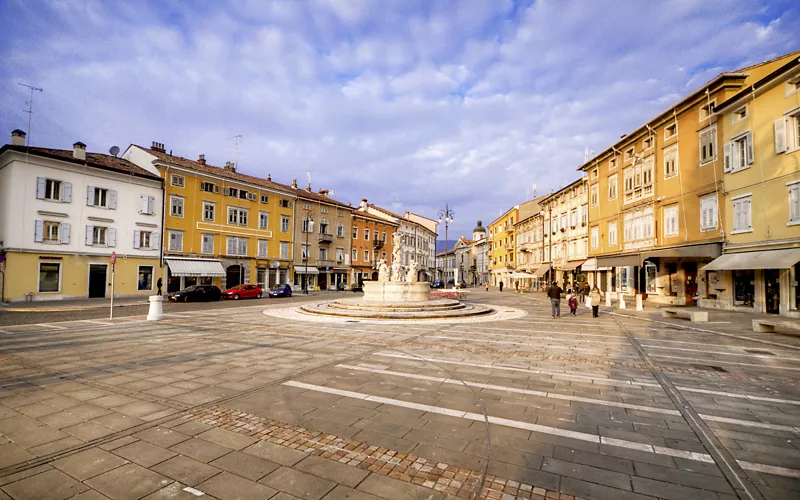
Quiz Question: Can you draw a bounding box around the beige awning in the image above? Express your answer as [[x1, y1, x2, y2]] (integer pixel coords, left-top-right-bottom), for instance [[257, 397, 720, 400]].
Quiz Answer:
[[596, 254, 639, 268], [509, 272, 534, 278], [642, 243, 721, 262], [532, 264, 550, 277], [294, 266, 320, 275], [561, 260, 586, 271], [165, 258, 225, 277], [701, 248, 800, 271]]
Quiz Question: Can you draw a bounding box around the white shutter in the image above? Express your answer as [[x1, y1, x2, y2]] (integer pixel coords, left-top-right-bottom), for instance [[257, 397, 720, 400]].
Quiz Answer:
[[108, 228, 116, 247], [148, 196, 155, 215], [152, 231, 160, 250], [744, 199, 751, 229], [60, 222, 70, 244], [36, 177, 46, 199], [87, 186, 95, 206], [86, 225, 94, 245], [723, 143, 732, 172], [140, 196, 148, 214], [775, 118, 788, 154], [109, 190, 118, 209], [61, 182, 72, 203], [34, 220, 44, 242], [227, 237, 235, 255], [745, 132, 754, 165], [133, 230, 141, 249], [790, 187, 800, 221]]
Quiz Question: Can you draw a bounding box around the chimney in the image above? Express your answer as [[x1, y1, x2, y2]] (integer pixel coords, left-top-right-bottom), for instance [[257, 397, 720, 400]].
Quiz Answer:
[[11, 129, 26, 146], [223, 161, 236, 173], [359, 198, 368, 210], [198, 154, 206, 165], [151, 141, 165, 153], [73, 141, 87, 160], [318, 189, 329, 197], [292, 178, 297, 188]]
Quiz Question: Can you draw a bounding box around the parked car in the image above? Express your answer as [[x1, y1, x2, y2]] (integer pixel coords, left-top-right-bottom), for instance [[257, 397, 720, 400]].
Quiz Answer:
[[268, 284, 293, 298], [430, 280, 444, 289], [169, 285, 221, 303], [222, 284, 262, 300]]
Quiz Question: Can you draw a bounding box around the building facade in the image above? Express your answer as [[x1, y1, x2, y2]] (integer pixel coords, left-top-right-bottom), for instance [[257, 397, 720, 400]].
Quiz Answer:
[[351, 203, 398, 285], [1, 133, 163, 302], [487, 207, 518, 287], [363, 204, 437, 281], [124, 143, 296, 293], [437, 249, 456, 284], [540, 180, 589, 291]]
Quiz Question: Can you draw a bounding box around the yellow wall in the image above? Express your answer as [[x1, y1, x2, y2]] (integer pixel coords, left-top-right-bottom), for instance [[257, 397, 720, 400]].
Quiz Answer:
[[488, 208, 518, 271]]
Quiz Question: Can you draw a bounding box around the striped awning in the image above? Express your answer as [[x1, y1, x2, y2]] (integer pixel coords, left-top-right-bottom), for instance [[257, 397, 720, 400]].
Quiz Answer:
[[165, 258, 225, 277], [295, 266, 320, 275]]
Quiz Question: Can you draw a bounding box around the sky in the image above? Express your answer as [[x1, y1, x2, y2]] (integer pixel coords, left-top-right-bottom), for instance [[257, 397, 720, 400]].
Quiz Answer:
[[2, 0, 799, 238]]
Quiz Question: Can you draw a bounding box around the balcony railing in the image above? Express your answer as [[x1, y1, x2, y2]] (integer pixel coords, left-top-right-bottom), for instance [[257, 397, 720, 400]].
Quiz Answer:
[[318, 232, 334, 244], [373, 238, 384, 250]]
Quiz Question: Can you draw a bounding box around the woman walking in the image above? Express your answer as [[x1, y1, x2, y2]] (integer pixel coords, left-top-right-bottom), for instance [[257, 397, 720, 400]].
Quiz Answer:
[[589, 286, 604, 318]]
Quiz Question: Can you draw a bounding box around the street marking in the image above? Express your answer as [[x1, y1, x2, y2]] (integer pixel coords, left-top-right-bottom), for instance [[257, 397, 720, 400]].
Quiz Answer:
[[182, 487, 205, 496], [338, 364, 681, 415], [282, 380, 800, 477], [80, 320, 113, 326], [34, 323, 68, 330], [701, 415, 799, 433], [651, 354, 800, 371], [640, 343, 800, 361]]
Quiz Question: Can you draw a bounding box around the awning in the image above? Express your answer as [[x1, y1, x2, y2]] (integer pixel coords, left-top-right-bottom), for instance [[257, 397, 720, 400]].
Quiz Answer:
[[295, 266, 320, 275], [333, 267, 350, 271], [701, 248, 800, 271], [581, 258, 609, 271], [596, 254, 639, 268], [532, 264, 551, 278], [561, 260, 586, 271], [165, 258, 225, 277], [509, 272, 534, 278], [642, 243, 721, 263]]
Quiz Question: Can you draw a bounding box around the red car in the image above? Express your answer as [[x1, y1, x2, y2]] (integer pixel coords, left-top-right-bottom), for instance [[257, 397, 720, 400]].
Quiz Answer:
[[222, 284, 262, 300]]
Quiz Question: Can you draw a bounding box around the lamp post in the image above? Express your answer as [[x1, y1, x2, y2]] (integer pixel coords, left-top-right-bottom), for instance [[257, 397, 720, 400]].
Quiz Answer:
[[540, 203, 553, 284], [437, 204, 454, 285], [303, 210, 313, 294]]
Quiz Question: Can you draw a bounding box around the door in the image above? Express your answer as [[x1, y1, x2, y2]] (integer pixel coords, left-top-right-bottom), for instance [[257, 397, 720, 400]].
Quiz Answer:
[[257, 268, 267, 290], [226, 265, 242, 288], [319, 273, 328, 290], [88, 264, 107, 298], [683, 262, 697, 306], [765, 269, 781, 314]]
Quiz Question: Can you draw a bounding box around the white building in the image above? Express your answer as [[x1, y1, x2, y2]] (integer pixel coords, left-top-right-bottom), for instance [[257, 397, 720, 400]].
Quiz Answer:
[[363, 204, 437, 281]]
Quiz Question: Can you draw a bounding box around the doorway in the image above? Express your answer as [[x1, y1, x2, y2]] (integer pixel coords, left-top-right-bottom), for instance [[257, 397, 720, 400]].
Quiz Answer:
[[226, 265, 242, 288], [683, 262, 697, 306], [318, 273, 328, 290], [764, 269, 781, 314], [88, 264, 107, 298]]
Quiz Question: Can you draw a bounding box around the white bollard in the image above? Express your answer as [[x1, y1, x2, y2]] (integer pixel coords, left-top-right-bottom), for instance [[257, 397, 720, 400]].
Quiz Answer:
[[636, 294, 643, 311], [605, 292, 612, 307], [618, 292, 626, 309], [147, 295, 164, 321]]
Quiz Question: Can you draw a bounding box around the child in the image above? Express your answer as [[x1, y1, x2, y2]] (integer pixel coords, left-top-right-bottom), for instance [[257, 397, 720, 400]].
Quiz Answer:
[[568, 290, 579, 316]]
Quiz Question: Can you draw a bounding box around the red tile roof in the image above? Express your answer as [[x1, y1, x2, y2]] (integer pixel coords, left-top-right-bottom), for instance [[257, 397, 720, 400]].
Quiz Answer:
[[2, 145, 162, 180]]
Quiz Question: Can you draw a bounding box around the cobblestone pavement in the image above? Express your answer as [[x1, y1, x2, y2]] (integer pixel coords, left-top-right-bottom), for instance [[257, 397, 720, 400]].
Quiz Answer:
[[1, 292, 799, 500]]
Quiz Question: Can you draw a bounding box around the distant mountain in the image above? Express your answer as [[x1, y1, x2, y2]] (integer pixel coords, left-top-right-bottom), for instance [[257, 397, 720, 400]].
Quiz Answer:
[[436, 240, 458, 253]]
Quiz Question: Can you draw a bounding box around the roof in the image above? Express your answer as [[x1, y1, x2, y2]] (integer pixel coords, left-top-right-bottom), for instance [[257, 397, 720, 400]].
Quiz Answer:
[[458, 237, 475, 244], [1, 145, 162, 181], [715, 56, 800, 112], [540, 178, 586, 202], [367, 203, 404, 220], [288, 185, 353, 210], [488, 205, 520, 228], [353, 209, 399, 225], [436, 249, 457, 257]]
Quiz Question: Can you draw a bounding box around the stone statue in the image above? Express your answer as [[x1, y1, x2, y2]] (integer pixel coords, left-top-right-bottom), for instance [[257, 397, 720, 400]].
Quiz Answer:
[[377, 259, 389, 283], [390, 260, 404, 282], [406, 261, 418, 283]]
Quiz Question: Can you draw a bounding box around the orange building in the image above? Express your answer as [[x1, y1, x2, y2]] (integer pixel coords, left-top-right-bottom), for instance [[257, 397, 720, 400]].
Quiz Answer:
[[351, 201, 398, 285]]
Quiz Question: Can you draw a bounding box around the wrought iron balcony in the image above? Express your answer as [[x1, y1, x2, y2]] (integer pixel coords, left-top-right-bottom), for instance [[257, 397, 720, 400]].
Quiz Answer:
[[372, 238, 384, 249], [318, 232, 334, 244]]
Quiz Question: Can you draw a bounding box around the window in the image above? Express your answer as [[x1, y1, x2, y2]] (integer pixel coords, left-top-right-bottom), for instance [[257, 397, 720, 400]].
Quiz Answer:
[[87, 186, 116, 208], [171, 196, 184, 217], [93, 226, 107, 245], [699, 100, 715, 121], [352, 226, 358, 239], [590, 184, 599, 207], [336, 248, 344, 262], [321, 207, 328, 214], [171, 174, 185, 187], [665, 123, 677, 140], [382, 232, 387, 242], [139, 195, 155, 215], [663, 205, 679, 237], [239, 189, 250, 200], [732, 195, 752, 233], [590, 227, 599, 249], [137, 266, 153, 291], [624, 147, 634, 162], [786, 77, 800, 97], [788, 182, 800, 224], [280, 242, 289, 259], [700, 194, 719, 232], [364, 250, 370, 262], [364, 229, 370, 241], [318, 218, 329, 234], [608, 221, 617, 246], [724, 131, 754, 173], [44, 221, 60, 242], [609, 158, 616, 171], [608, 174, 617, 200], [228, 207, 248, 226], [200, 181, 217, 193], [39, 262, 60, 293], [281, 216, 290, 232], [623, 207, 654, 243], [203, 202, 215, 221], [699, 125, 717, 165], [775, 112, 800, 154], [260, 194, 269, 204], [135, 230, 152, 249], [169, 231, 183, 251], [643, 136, 654, 150], [352, 248, 358, 262], [34, 220, 70, 244], [226, 236, 248, 256], [301, 244, 310, 259], [279, 199, 292, 209], [319, 248, 328, 260], [302, 217, 313, 233], [336, 223, 345, 237], [259, 211, 269, 229], [591, 168, 598, 179], [303, 203, 310, 210], [202, 234, 214, 254], [732, 105, 748, 124], [258, 239, 268, 258], [664, 146, 678, 178]]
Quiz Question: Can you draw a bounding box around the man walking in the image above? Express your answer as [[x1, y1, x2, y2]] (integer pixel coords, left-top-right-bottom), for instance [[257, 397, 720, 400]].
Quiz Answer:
[[499, 280, 504, 292], [546, 281, 563, 318], [579, 281, 590, 303]]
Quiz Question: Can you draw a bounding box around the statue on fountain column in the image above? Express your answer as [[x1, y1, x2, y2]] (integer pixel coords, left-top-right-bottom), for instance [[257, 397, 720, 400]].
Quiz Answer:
[[377, 259, 389, 283], [390, 259, 404, 282], [406, 260, 419, 283]]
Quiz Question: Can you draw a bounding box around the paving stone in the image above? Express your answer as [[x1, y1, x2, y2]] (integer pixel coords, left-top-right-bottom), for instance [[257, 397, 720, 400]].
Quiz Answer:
[[294, 455, 370, 488], [51, 448, 128, 481], [38, 411, 87, 429], [356, 473, 446, 500], [542, 456, 632, 490], [169, 438, 233, 463], [0, 465, 54, 487], [403, 428, 470, 452], [113, 440, 178, 467], [92, 413, 145, 431], [28, 436, 84, 457], [1, 469, 87, 500], [69, 490, 113, 500], [241, 440, 308, 466], [134, 427, 192, 448], [170, 420, 215, 436], [631, 475, 721, 500], [260, 467, 337, 500], [632, 461, 734, 494], [62, 421, 116, 441], [553, 446, 634, 475], [196, 428, 258, 451], [152, 456, 222, 486], [85, 463, 172, 500], [65, 404, 113, 420], [209, 451, 280, 481], [99, 436, 139, 451], [559, 475, 652, 500], [321, 485, 382, 500], [198, 471, 278, 500], [16, 402, 62, 418], [351, 430, 417, 454]]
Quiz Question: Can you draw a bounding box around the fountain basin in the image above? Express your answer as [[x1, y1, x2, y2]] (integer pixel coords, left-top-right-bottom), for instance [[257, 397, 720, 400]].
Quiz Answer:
[[362, 281, 431, 302]]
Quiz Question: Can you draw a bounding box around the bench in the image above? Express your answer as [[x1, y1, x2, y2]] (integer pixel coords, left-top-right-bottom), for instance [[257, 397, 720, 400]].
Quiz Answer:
[[661, 308, 708, 322], [753, 319, 800, 335]]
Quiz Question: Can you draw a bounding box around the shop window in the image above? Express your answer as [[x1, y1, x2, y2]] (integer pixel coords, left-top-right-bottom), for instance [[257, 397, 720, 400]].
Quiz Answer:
[[733, 269, 755, 307], [793, 263, 800, 311], [138, 266, 154, 291], [39, 262, 61, 293], [645, 263, 657, 294]]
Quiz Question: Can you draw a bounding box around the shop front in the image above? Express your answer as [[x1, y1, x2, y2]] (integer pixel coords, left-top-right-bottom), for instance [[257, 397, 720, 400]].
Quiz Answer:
[[164, 258, 226, 293], [294, 266, 319, 291]]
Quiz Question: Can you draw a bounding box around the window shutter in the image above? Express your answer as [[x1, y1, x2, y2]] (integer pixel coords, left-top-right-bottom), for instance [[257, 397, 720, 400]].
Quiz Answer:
[[744, 199, 751, 229], [723, 143, 732, 172], [745, 132, 754, 164], [152, 232, 160, 250], [133, 230, 141, 249], [148, 196, 155, 215], [34, 220, 44, 242], [87, 186, 95, 206], [213, 185, 220, 193], [108, 228, 116, 247], [140, 195, 148, 214], [61, 222, 70, 244], [61, 182, 72, 203], [109, 190, 118, 209], [36, 177, 46, 199], [86, 225, 94, 245], [775, 118, 788, 154]]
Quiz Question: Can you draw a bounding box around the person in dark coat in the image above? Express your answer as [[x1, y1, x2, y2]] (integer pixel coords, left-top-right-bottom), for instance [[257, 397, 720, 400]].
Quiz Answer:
[[579, 281, 590, 303], [499, 280, 504, 292], [546, 281, 563, 318], [156, 278, 163, 295]]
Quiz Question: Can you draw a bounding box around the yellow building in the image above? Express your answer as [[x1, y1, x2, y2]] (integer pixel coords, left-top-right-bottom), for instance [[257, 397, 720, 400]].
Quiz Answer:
[[124, 143, 296, 293], [580, 51, 800, 305], [488, 207, 518, 288], [701, 57, 800, 318]]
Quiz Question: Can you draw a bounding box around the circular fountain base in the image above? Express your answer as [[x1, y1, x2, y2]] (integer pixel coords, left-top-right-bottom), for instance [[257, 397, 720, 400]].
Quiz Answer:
[[299, 297, 494, 319]]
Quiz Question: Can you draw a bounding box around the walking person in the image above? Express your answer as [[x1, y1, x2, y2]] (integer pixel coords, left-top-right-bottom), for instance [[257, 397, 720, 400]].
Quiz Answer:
[[485, 281, 489, 292], [579, 281, 590, 303], [499, 280, 504, 292], [568, 290, 579, 316], [546, 281, 563, 318], [589, 286, 604, 318]]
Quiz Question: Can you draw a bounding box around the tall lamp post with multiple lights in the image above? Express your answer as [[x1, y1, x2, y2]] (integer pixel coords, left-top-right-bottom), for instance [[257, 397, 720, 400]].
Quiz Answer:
[[437, 204, 454, 285], [303, 209, 313, 294]]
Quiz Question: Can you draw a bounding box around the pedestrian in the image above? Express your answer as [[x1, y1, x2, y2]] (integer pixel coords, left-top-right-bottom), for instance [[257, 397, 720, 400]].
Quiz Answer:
[[485, 281, 489, 292], [578, 281, 588, 303], [589, 286, 604, 318], [568, 290, 579, 316], [546, 281, 563, 318], [515, 280, 519, 293], [156, 277, 163, 296], [499, 280, 504, 292]]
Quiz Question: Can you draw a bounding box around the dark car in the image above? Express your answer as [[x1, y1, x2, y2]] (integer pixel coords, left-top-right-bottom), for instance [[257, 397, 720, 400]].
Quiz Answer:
[[169, 285, 222, 302], [222, 284, 262, 300], [268, 284, 293, 298], [430, 280, 444, 289]]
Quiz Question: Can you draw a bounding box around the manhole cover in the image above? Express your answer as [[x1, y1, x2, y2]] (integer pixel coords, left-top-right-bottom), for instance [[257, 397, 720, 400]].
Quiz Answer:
[[691, 364, 727, 372], [744, 349, 775, 356]]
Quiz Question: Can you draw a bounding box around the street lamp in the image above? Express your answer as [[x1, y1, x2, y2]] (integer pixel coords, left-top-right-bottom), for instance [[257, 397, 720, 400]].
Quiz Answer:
[[539, 203, 553, 285], [303, 210, 314, 294], [438, 204, 454, 285]]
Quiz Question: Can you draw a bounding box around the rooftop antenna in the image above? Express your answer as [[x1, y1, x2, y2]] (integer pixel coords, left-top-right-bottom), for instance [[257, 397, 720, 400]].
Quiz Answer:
[[532, 182, 537, 198], [584, 148, 595, 163], [18, 83, 43, 146], [229, 134, 242, 169], [109, 146, 120, 157]]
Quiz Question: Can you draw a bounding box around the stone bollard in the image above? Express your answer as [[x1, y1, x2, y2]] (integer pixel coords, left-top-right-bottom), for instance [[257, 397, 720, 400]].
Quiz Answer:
[[618, 292, 626, 309], [636, 294, 643, 311], [605, 291, 612, 307], [147, 295, 164, 321]]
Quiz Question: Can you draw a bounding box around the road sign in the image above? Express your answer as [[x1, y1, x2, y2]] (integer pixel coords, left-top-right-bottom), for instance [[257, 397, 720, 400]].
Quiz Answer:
[[0, 254, 5, 263], [110, 251, 116, 265]]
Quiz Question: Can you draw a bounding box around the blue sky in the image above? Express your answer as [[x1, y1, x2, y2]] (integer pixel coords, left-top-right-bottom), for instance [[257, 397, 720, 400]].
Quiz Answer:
[[2, 0, 799, 237]]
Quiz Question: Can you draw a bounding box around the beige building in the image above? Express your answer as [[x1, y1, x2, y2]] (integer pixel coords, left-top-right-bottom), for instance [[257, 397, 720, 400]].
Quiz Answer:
[[539, 181, 589, 291]]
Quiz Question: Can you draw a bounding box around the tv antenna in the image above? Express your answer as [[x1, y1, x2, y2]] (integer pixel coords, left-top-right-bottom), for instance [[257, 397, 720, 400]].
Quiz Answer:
[[306, 171, 311, 189], [229, 134, 243, 169], [18, 83, 43, 146], [109, 146, 120, 157]]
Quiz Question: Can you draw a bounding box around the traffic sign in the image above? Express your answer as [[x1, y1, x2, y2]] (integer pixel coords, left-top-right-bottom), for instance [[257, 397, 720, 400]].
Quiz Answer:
[[110, 251, 116, 265]]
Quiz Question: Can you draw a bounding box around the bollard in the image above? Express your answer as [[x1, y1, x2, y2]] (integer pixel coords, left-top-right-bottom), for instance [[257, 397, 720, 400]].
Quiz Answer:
[[605, 291, 612, 307], [618, 292, 626, 309], [147, 295, 164, 321], [636, 294, 643, 311]]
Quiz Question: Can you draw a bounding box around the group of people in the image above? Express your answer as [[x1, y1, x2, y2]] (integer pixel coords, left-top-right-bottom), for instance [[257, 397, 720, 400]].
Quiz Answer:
[[546, 280, 604, 318]]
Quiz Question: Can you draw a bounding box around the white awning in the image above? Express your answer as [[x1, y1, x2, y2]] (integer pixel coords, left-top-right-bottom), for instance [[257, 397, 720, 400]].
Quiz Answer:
[[509, 272, 534, 278], [295, 266, 320, 275], [165, 258, 226, 277], [532, 264, 551, 278], [561, 260, 586, 271], [701, 248, 800, 271]]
